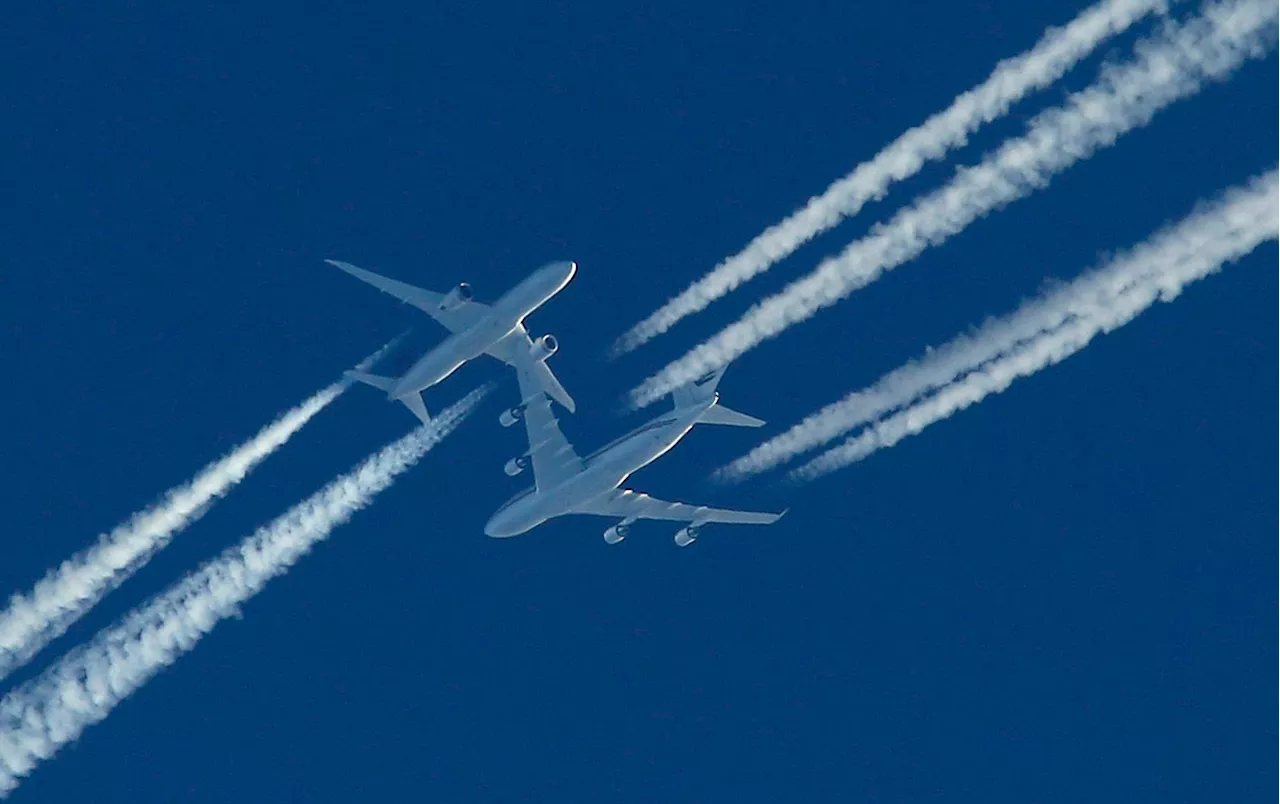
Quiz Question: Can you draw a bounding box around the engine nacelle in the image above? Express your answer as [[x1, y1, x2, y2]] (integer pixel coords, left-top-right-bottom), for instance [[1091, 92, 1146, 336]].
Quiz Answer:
[[439, 282, 474, 311], [499, 405, 526, 428], [674, 525, 701, 548], [503, 455, 529, 477], [528, 334, 558, 362], [603, 521, 632, 545]]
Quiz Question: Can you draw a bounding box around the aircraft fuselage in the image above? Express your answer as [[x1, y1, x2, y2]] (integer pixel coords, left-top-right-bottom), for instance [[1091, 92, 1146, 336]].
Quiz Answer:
[[484, 402, 709, 538], [389, 260, 576, 400]]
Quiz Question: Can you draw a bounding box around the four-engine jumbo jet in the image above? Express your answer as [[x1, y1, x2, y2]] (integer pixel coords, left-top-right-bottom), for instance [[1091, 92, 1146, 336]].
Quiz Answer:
[[325, 258, 578, 424], [485, 364, 787, 547]]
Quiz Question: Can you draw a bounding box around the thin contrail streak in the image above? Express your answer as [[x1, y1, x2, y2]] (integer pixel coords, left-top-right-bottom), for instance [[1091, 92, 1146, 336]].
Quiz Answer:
[[719, 170, 1280, 480], [627, 0, 1277, 409], [788, 171, 1277, 482], [0, 386, 488, 797], [610, 0, 1172, 356], [0, 339, 401, 686]]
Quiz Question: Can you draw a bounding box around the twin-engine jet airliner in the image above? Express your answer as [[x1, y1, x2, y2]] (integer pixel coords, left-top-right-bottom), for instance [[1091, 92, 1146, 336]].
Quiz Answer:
[[325, 259, 577, 424], [485, 365, 786, 547]]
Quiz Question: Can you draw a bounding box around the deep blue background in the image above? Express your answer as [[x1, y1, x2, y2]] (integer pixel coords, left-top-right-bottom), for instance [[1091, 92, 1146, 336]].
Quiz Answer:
[[1, 2, 1274, 801]]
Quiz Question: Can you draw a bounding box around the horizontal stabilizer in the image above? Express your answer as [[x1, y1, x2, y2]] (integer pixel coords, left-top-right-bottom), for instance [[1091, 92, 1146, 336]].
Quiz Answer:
[[344, 369, 396, 393], [699, 404, 765, 428], [400, 391, 431, 425]]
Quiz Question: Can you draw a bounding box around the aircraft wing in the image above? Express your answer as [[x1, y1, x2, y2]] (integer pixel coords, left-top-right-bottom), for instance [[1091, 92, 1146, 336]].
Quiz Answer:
[[575, 489, 786, 526], [512, 364, 583, 491], [489, 331, 577, 412], [325, 259, 490, 333]]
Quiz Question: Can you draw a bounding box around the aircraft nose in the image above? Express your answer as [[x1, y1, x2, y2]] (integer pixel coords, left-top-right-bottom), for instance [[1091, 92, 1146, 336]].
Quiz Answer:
[[548, 260, 577, 282]]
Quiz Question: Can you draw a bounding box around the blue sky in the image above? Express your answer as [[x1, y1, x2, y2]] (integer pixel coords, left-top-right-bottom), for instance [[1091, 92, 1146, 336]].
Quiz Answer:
[[1, 1, 1274, 801]]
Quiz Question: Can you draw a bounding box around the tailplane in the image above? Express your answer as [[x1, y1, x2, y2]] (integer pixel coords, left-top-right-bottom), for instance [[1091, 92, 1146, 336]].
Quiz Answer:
[[344, 369, 396, 393], [399, 391, 431, 425], [698, 404, 764, 428]]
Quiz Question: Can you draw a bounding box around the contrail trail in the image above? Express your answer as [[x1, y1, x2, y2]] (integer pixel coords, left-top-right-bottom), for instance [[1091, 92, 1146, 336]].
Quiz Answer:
[[610, 0, 1172, 356], [0, 386, 488, 797], [719, 169, 1280, 480], [788, 170, 1277, 482], [627, 0, 1277, 409], [0, 338, 401, 686]]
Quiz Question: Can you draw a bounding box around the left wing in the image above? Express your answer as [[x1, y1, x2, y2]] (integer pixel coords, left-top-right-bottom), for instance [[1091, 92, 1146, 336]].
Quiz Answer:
[[491, 331, 577, 412], [575, 489, 785, 526], [325, 259, 491, 333], [511, 362, 583, 492]]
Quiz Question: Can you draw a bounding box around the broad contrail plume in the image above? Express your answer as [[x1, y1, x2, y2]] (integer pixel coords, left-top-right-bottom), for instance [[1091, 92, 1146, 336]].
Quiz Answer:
[[610, 0, 1170, 356], [0, 387, 487, 797], [719, 169, 1280, 481], [789, 170, 1277, 483], [627, 0, 1277, 409], [0, 338, 400, 685]]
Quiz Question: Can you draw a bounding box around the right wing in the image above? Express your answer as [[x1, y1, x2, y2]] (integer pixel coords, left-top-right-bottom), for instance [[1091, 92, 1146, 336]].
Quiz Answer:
[[575, 489, 786, 526], [512, 363, 583, 491], [325, 259, 491, 333]]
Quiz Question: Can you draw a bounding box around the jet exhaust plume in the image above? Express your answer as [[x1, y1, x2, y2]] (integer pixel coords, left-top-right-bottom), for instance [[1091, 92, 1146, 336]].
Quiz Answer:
[[610, 0, 1171, 356], [788, 170, 1277, 482], [719, 169, 1280, 480], [0, 386, 489, 796], [0, 339, 399, 685], [626, 0, 1277, 409]]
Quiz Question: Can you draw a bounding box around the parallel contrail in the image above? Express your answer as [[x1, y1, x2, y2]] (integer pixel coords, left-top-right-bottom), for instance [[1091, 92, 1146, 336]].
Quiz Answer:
[[0, 385, 340, 684], [610, 0, 1172, 356], [627, 0, 1277, 409], [0, 339, 401, 686], [719, 170, 1280, 480], [0, 386, 487, 797], [788, 170, 1277, 482]]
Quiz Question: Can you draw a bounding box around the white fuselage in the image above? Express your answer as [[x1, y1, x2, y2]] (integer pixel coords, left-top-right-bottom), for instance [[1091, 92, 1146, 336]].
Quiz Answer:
[[389, 261, 576, 401], [484, 402, 709, 538]]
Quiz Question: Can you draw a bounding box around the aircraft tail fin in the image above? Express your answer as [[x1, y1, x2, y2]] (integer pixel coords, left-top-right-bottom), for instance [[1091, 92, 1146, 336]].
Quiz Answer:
[[671, 366, 765, 427], [343, 369, 396, 393], [671, 366, 729, 409], [698, 404, 765, 428]]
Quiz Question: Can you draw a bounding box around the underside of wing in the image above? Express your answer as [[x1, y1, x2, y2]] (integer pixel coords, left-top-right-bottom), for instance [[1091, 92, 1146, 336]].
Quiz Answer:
[[576, 489, 785, 526], [510, 363, 582, 491], [325, 259, 491, 333], [491, 332, 577, 412]]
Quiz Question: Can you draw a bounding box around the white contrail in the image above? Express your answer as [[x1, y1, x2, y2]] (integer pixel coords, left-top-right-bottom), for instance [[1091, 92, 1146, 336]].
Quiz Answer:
[[0, 338, 403, 685], [788, 171, 1277, 482], [610, 0, 1172, 356], [719, 169, 1280, 480], [0, 384, 341, 684], [0, 386, 488, 797], [627, 0, 1277, 409]]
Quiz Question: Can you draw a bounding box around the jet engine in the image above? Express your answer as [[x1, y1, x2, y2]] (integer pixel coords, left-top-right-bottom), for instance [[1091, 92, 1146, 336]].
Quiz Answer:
[[439, 282, 474, 311], [499, 404, 526, 428], [673, 525, 701, 548], [528, 334, 558, 362], [603, 519, 634, 545], [503, 455, 529, 477]]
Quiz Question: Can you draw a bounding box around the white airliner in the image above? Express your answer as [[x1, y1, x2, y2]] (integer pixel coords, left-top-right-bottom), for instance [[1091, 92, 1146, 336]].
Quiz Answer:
[[325, 259, 578, 424], [485, 364, 787, 547]]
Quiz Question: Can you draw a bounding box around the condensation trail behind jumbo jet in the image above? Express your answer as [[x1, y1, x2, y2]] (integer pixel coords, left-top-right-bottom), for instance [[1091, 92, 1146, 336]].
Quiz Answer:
[[0, 386, 488, 798], [0, 339, 399, 685], [790, 170, 1277, 482], [719, 169, 1279, 480], [610, 0, 1171, 355], [626, 0, 1278, 409]]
